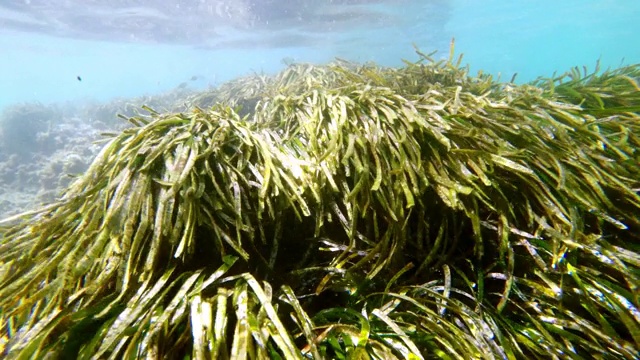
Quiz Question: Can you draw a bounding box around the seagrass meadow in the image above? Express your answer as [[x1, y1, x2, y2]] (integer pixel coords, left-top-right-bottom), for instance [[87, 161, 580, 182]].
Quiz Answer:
[[1, 47, 640, 359]]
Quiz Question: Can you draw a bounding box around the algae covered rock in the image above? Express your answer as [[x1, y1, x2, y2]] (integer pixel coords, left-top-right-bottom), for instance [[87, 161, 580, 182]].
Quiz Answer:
[[0, 103, 59, 159]]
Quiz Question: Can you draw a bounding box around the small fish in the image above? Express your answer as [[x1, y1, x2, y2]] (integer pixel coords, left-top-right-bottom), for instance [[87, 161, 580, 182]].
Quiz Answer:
[[77, 76, 82, 82], [281, 57, 295, 66], [190, 75, 198, 81], [177, 82, 188, 89]]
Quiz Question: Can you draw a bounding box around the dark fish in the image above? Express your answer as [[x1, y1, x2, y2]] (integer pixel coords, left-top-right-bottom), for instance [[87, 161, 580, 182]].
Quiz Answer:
[[177, 82, 188, 89], [190, 75, 198, 81], [77, 76, 82, 82]]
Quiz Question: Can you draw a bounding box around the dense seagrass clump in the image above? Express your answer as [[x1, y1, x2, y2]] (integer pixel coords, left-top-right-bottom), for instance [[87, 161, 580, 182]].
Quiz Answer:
[[1, 48, 640, 359]]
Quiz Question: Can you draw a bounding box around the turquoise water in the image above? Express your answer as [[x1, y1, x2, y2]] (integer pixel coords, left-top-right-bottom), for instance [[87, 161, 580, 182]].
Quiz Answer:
[[0, 0, 638, 112], [449, 0, 639, 82]]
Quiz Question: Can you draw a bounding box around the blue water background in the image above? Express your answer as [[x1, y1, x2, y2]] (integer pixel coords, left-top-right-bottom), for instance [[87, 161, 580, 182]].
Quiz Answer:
[[1, 0, 638, 112]]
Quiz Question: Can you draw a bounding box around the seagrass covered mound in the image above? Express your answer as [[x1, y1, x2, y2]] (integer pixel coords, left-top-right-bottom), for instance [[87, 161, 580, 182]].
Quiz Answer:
[[1, 49, 639, 359]]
